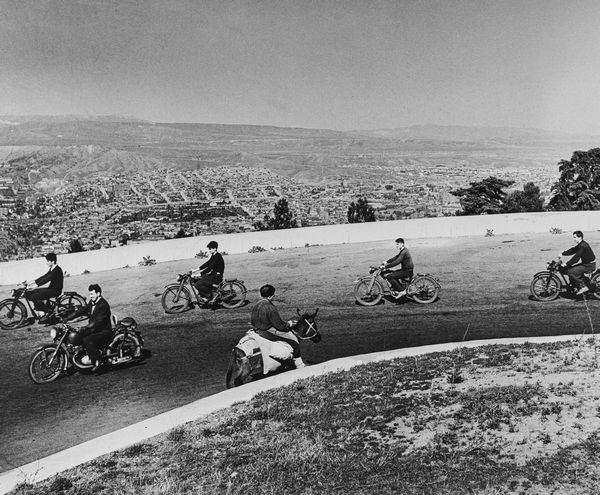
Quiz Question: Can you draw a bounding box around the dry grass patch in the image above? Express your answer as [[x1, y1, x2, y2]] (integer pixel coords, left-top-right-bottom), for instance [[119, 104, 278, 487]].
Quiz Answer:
[[10, 338, 600, 495]]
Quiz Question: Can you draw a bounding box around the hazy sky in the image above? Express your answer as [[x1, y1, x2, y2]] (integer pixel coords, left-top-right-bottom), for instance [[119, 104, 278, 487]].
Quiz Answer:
[[1, 0, 600, 132]]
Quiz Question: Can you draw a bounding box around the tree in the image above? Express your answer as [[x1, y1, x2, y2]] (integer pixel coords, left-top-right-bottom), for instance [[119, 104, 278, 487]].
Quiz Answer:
[[347, 197, 376, 223], [68, 238, 85, 253], [254, 198, 298, 231], [548, 148, 600, 211], [502, 182, 545, 213], [451, 176, 514, 215]]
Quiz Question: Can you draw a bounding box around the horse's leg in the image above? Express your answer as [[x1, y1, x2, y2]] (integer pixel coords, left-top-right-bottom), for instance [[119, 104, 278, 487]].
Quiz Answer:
[[226, 347, 258, 388]]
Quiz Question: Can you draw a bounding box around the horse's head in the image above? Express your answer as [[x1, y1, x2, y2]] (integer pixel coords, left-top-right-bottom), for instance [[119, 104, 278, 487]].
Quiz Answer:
[[293, 308, 321, 343]]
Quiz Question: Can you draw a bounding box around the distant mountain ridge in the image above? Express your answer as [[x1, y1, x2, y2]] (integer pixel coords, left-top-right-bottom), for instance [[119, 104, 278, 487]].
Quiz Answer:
[[351, 124, 599, 143], [1, 115, 599, 185]]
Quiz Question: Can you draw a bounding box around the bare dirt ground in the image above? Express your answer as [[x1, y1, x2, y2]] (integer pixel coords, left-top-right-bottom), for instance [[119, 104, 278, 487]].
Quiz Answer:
[[1, 230, 599, 472]]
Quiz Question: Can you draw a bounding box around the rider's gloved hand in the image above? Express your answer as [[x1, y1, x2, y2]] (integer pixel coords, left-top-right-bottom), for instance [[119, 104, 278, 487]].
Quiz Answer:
[[287, 319, 297, 328]]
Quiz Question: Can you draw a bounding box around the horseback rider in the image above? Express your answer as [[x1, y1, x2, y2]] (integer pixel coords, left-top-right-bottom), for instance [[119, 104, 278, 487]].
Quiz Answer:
[[250, 284, 306, 369], [65, 284, 113, 372], [25, 252, 64, 319], [381, 238, 414, 299], [560, 230, 596, 295], [192, 240, 224, 304]]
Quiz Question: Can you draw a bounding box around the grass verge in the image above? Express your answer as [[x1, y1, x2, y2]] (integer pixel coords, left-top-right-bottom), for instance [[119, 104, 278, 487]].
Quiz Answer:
[[10, 338, 600, 495]]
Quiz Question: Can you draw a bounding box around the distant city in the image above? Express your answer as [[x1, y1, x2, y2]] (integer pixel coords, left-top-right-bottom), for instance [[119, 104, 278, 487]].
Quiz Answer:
[[0, 160, 556, 261]]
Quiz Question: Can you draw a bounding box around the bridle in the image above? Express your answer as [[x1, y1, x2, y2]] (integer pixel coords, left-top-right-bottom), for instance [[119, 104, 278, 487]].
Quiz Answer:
[[292, 316, 319, 340]]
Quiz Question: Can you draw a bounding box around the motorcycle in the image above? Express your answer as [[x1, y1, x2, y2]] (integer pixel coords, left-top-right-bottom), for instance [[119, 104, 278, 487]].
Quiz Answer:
[[530, 258, 600, 301], [28, 317, 145, 384], [161, 271, 247, 313], [226, 308, 321, 388], [354, 266, 441, 306], [0, 283, 86, 330]]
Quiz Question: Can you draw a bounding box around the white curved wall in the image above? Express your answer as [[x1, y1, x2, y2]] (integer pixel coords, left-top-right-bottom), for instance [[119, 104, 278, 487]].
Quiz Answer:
[[1, 211, 597, 286]]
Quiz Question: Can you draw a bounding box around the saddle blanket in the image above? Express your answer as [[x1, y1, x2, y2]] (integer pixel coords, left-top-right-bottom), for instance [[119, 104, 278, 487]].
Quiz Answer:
[[238, 330, 294, 374]]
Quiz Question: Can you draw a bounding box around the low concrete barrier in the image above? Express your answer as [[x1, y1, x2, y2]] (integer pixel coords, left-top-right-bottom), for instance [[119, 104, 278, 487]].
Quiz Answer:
[[0, 333, 585, 494], [1, 210, 597, 285]]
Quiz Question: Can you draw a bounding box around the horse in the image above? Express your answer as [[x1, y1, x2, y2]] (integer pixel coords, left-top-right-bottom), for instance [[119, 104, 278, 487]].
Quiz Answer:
[[226, 308, 321, 388]]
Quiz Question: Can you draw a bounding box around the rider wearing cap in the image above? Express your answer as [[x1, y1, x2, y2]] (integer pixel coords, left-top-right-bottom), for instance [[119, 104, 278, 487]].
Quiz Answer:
[[250, 284, 306, 368], [192, 240, 224, 303]]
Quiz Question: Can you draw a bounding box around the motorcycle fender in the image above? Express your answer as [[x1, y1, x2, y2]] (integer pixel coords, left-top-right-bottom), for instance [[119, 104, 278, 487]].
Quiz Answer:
[[533, 271, 552, 279], [164, 282, 181, 289], [354, 275, 372, 283]]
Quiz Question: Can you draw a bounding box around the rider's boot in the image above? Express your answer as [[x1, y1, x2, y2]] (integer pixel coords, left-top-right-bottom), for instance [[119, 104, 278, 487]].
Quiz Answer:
[[393, 290, 407, 300], [294, 357, 306, 369]]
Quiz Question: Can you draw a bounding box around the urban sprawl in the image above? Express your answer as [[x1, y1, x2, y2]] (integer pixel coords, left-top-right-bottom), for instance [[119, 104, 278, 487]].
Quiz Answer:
[[0, 162, 556, 261]]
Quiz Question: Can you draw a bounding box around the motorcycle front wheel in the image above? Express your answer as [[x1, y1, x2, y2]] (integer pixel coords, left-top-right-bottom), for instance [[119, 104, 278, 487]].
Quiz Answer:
[[219, 281, 247, 309], [0, 299, 28, 329], [161, 285, 192, 313], [530, 273, 561, 301], [29, 345, 66, 384], [354, 278, 384, 306], [410, 275, 440, 304]]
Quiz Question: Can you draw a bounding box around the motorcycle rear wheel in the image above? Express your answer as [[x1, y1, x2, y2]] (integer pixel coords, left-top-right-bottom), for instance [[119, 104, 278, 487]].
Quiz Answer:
[[107, 333, 142, 365], [410, 275, 440, 304], [530, 273, 561, 301], [354, 279, 384, 306], [589, 273, 600, 301], [29, 345, 66, 384], [56, 293, 86, 320], [161, 285, 192, 313], [219, 281, 247, 309], [0, 299, 28, 329]]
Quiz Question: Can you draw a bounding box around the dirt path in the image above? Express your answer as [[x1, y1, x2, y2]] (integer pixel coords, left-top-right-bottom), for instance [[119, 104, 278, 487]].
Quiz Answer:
[[1, 230, 599, 472]]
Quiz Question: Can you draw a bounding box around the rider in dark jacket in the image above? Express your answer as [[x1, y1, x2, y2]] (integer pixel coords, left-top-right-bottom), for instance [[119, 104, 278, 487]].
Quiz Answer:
[[561, 230, 596, 295], [192, 240, 224, 303], [382, 238, 414, 299], [250, 284, 305, 368], [67, 284, 112, 371], [25, 252, 64, 317]]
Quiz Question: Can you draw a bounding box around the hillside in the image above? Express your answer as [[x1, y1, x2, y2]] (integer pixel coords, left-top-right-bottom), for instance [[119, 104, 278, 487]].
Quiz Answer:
[[1, 116, 598, 182]]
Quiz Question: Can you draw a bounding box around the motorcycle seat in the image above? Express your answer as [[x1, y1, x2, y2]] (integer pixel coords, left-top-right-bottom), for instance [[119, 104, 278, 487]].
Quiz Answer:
[[117, 317, 137, 328]]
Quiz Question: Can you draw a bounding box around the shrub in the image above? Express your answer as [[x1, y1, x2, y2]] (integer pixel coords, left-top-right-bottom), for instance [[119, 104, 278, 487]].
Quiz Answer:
[[485, 229, 494, 237], [550, 227, 563, 235], [138, 256, 156, 266], [195, 250, 208, 258], [221, 251, 228, 256], [82, 269, 90, 274], [248, 246, 266, 253]]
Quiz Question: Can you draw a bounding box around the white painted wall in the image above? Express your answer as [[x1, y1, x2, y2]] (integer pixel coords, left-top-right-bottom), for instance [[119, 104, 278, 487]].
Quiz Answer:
[[1, 211, 597, 285]]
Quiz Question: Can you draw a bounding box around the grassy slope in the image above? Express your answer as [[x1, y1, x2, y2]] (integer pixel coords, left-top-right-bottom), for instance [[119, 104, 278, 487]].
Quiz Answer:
[[10, 339, 600, 495]]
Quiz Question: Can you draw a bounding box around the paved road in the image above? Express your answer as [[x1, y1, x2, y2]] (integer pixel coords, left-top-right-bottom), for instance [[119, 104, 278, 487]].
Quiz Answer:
[[1, 232, 599, 472]]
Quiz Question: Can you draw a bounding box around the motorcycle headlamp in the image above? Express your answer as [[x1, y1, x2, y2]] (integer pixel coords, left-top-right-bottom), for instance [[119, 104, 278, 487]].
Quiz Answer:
[[50, 328, 57, 339]]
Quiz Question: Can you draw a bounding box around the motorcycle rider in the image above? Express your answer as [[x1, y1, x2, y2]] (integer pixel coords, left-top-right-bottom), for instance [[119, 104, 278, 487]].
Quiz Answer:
[[192, 240, 224, 304], [66, 284, 112, 371], [381, 238, 414, 299], [250, 284, 306, 369], [560, 230, 596, 295], [25, 252, 64, 320]]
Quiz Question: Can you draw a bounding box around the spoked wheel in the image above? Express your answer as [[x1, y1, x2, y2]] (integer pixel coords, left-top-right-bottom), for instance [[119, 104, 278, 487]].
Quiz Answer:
[[530, 273, 561, 301], [409, 275, 440, 304], [354, 279, 384, 306], [161, 286, 192, 313], [588, 273, 600, 301], [56, 294, 86, 321], [219, 281, 247, 309], [0, 299, 28, 329], [107, 333, 142, 365], [29, 345, 66, 384]]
